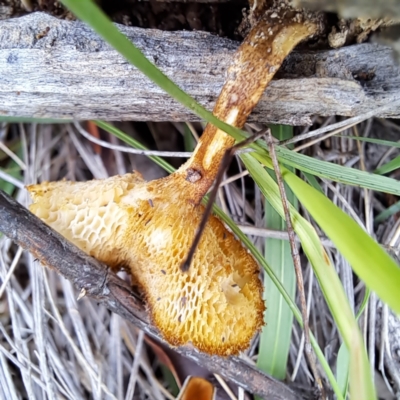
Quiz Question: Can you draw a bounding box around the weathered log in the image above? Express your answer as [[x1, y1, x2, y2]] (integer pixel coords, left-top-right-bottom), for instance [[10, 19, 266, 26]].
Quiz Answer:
[[1, 12, 400, 125], [295, 0, 400, 18], [0, 188, 302, 400]]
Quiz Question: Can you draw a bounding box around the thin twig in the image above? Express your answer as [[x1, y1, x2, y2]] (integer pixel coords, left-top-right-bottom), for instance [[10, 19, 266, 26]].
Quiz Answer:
[[267, 129, 326, 399], [293, 123, 358, 152], [181, 129, 267, 272], [220, 170, 249, 187], [0, 189, 301, 400], [214, 374, 238, 400], [74, 122, 193, 158], [354, 122, 377, 383], [237, 225, 334, 247], [281, 98, 400, 146], [0, 247, 23, 299], [0, 141, 26, 170], [124, 330, 144, 400], [0, 170, 24, 189]]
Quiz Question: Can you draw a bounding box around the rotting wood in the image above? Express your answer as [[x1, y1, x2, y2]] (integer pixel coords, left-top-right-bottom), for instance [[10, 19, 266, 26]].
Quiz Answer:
[[0, 188, 301, 400], [1, 12, 400, 125]]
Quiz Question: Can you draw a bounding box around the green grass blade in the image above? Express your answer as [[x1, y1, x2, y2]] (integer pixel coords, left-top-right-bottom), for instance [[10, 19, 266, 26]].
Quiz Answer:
[[336, 343, 350, 398], [259, 208, 295, 379], [337, 284, 371, 398], [258, 125, 296, 380], [0, 139, 22, 162], [275, 146, 400, 196], [337, 135, 400, 148], [0, 145, 23, 195], [183, 124, 196, 152], [0, 167, 22, 195], [242, 154, 376, 399], [374, 154, 400, 175], [160, 366, 179, 397], [301, 171, 324, 193], [282, 169, 400, 315], [374, 200, 400, 224]]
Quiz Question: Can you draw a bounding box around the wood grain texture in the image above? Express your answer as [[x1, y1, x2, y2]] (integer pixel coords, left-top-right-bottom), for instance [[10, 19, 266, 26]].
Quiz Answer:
[[1, 12, 400, 125]]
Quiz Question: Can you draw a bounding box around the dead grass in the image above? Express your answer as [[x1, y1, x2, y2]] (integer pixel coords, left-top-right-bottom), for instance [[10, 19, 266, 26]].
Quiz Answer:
[[0, 117, 399, 399]]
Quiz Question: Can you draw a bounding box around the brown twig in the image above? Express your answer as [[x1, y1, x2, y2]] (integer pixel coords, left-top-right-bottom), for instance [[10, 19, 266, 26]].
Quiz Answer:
[[266, 129, 326, 399], [0, 189, 302, 400], [181, 129, 268, 272]]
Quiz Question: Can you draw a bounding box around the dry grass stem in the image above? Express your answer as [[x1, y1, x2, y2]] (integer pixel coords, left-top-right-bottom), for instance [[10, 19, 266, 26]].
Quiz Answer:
[[74, 122, 193, 158], [266, 129, 325, 397], [1, 112, 399, 398], [281, 98, 400, 146]]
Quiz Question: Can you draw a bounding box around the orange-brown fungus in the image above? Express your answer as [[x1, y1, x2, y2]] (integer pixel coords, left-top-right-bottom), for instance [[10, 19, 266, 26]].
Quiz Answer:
[[28, 5, 319, 355], [182, 8, 320, 203], [28, 172, 264, 355], [178, 376, 215, 400]]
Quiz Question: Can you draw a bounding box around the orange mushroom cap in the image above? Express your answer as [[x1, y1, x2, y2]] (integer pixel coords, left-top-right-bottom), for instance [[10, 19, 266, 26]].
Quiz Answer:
[[28, 172, 265, 355]]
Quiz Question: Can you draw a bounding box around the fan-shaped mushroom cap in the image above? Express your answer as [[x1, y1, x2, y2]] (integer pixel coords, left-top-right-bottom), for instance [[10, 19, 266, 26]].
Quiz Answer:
[[28, 172, 265, 355]]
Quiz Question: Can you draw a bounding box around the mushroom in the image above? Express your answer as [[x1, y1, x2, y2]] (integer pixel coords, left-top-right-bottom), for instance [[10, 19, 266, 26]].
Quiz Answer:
[[28, 5, 319, 356]]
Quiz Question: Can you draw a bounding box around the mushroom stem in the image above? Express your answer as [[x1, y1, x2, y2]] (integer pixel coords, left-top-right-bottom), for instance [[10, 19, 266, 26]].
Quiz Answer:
[[177, 10, 319, 203]]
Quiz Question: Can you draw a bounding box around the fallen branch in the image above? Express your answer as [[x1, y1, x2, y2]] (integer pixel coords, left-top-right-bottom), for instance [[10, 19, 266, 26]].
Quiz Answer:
[[1, 12, 400, 125], [0, 189, 302, 400]]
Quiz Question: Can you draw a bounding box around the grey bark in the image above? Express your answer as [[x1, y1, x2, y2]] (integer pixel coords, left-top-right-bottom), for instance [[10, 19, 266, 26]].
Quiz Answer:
[[295, 0, 400, 18], [1, 12, 400, 125]]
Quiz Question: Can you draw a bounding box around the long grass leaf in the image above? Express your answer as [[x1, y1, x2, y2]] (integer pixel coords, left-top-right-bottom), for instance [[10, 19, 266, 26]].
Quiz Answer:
[[0, 145, 23, 195], [275, 146, 400, 196], [281, 169, 400, 315], [337, 285, 370, 399], [242, 154, 376, 399], [336, 343, 350, 398], [301, 171, 324, 193], [374, 200, 400, 224], [338, 135, 400, 148], [374, 154, 400, 175]]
